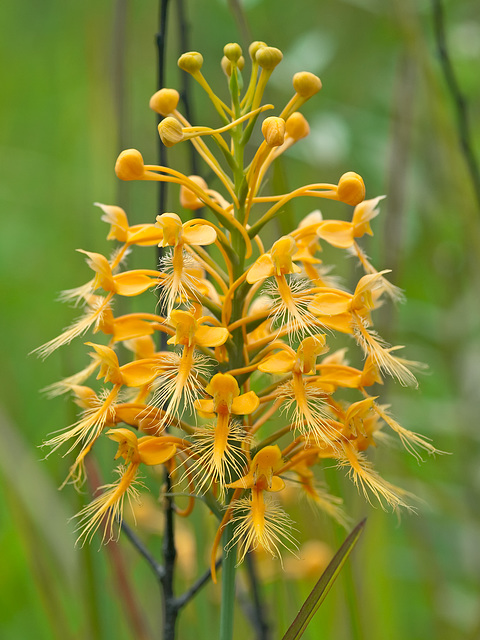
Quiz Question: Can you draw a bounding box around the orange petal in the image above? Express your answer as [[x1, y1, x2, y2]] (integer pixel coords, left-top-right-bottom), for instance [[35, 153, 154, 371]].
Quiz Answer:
[[96, 203, 129, 242], [318, 366, 362, 388], [308, 291, 351, 316], [293, 247, 322, 264], [316, 221, 354, 249], [86, 342, 119, 369], [119, 361, 158, 388], [227, 472, 255, 489], [314, 313, 354, 335], [352, 195, 384, 238], [182, 224, 217, 246], [194, 398, 215, 416], [107, 427, 138, 446], [268, 476, 285, 492], [137, 439, 177, 465], [127, 224, 164, 246], [231, 391, 260, 415], [78, 249, 115, 292], [194, 326, 229, 347], [113, 272, 157, 296], [345, 397, 377, 424], [258, 351, 295, 374], [246, 254, 275, 284], [112, 317, 155, 342]]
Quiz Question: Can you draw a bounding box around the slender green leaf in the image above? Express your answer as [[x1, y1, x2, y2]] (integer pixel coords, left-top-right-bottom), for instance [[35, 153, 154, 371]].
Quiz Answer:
[[282, 518, 366, 640]]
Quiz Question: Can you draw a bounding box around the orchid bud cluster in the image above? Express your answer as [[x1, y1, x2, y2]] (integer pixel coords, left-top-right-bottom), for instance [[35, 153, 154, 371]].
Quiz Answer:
[[39, 41, 436, 578]]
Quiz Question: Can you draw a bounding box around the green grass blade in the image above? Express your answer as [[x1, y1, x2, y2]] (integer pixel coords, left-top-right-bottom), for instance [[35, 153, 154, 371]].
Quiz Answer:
[[282, 518, 366, 640]]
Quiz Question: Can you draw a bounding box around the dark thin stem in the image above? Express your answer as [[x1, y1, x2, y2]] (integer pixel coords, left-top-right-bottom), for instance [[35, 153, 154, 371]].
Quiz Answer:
[[156, 0, 170, 273], [432, 0, 480, 213], [162, 472, 178, 640], [112, 0, 128, 209], [120, 521, 165, 582], [176, 558, 223, 610], [244, 552, 271, 640]]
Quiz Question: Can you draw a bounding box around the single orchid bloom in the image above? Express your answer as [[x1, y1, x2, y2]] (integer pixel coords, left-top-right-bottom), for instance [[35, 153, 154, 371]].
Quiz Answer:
[[155, 212, 217, 313], [258, 335, 340, 446], [224, 446, 297, 565], [76, 428, 179, 544], [189, 373, 259, 492], [246, 236, 320, 337], [152, 309, 229, 425], [308, 271, 419, 387]]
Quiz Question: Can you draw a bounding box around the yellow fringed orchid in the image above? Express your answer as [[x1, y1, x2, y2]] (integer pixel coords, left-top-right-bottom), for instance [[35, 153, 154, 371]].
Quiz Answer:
[[189, 373, 259, 492], [155, 212, 217, 313], [153, 309, 229, 424], [76, 428, 179, 544]]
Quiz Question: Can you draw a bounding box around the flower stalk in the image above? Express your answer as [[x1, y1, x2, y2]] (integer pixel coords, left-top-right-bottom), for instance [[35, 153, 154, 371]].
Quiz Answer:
[[38, 37, 439, 639]]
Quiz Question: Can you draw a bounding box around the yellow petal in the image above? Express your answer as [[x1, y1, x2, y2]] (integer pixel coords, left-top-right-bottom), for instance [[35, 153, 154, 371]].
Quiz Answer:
[[182, 224, 217, 246], [86, 342, 119, 369], [124, 335, 156, 359], [119, 361, 158, 387], [70, 385, 98, 409], [318, 366, 362, 388], [227, 472, 255, 490], [112, 317, 155, 342], [113, 272, 157, 296], [258, 351, 295, 374], [316, 221, 354, 249], [107, 427, 138, 449], [270, 235, 300, 275], [345, 397, 377, 424], [78, 249, 115, 292], [314, 313, 354, 334], [96, 203, 129, 242], [156, 212, 183, 246], [194, 326, 229, 347], [293, 247, 322, 264], [126, 224, 164, 246], [246, 254, 275, 284], [231, 391, 260, 415], [194, 398, 215, 416], [137, 439, 177, 465], [268, 476, 285, 492], [352, 195, 384, 238], [308, 291, 351, 316]]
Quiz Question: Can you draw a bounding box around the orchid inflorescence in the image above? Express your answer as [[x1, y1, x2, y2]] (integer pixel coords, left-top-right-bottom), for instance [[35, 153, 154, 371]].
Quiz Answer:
[[39, 41, 437, 580]]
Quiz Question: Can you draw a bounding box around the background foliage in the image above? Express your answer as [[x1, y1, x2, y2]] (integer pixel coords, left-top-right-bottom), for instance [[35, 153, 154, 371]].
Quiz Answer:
[[1, 0, 479, 638]]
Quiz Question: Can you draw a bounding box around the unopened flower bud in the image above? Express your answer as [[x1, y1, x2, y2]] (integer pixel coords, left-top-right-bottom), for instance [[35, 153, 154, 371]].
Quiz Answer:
[[249, 41, 267, 60], [224, 42, 242, 62], [178, 51, 203, 74], [292, 71, 322, 98], [158, 117, 184, 147], [180, 175, 208, 210], [221, 55, 245, 76], [256, 46, 283, 70], [285, 112, 310, 141], [149, 88, 180, 116], [261, 116, 286, 147], [115, 149, 145, 181], [337, 172, 366, 206]]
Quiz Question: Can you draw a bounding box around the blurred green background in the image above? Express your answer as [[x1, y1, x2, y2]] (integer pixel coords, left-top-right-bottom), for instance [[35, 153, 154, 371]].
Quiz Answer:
[[1, 0, 479, 638]]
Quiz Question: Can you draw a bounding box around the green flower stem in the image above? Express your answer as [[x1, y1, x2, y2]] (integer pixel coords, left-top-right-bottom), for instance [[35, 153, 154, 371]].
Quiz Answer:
[[219, 522, 237, 640]]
